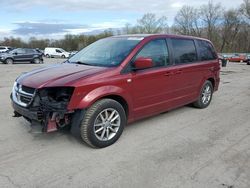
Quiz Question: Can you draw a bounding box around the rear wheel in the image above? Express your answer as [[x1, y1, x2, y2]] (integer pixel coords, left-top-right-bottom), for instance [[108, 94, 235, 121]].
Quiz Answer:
[[32, 58, 40, 64], [45, 54, 50, 58], [61, 55, 66, 58], [5, 58, 13, 64], [193, 80, 213, 109], [80, 99, 126, 148]]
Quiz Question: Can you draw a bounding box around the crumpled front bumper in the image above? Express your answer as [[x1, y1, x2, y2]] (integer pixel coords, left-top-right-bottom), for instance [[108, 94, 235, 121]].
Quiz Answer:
[[11, 100, 41, 121]]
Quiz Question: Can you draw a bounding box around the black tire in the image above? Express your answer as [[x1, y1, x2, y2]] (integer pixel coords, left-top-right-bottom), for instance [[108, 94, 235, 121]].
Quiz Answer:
[[61, 55, 66, 58], [193, 80, 213, 109], [45, 54, 50, 58], [5, 58, 13, 64], [247, 61, 250, 65], [80, 99, 126, 148], [32, 58, 40, 64]]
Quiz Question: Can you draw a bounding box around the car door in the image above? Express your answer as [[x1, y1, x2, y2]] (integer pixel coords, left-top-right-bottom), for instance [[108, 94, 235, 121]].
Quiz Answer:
[[55, 49, 62, 57], [12, 48, 26, 61], [129, 39, 177, 119], [24, 49, 35, 61], [167, 38, 202, 106]]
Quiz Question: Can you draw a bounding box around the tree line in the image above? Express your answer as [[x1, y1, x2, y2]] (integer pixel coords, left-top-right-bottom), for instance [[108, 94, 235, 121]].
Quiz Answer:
[[0, 0, 249, 53]]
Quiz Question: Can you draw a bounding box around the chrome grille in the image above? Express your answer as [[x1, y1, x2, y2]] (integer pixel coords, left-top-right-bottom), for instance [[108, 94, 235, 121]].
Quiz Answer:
[[12, 82, 36, 107]]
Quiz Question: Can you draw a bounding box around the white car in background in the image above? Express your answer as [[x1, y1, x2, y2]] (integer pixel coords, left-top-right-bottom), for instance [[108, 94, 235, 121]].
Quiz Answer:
[[0, 46, 12, 53], [44, 47, 70, 58]]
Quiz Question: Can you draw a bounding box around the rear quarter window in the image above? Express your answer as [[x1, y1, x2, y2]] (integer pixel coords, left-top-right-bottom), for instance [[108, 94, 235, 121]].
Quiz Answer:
[[25, 49, 35, 54], [197, 40, 217, 61], [171, 39, 197, 64]]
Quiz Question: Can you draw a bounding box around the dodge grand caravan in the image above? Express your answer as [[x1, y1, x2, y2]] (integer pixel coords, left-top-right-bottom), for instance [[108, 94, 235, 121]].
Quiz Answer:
[[11, 34, 220, 148]]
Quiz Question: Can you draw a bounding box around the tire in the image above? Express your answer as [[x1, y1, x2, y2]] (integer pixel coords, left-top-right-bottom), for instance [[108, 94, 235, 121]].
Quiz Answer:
[[80, 99, 126, 148], [61, 55, 66, 58], [5, 58, 13, 64], [45, 54, 50, 58], [247, 61, 250, 65], [193, 80, 213, 109], [32, 58, 40, 64]]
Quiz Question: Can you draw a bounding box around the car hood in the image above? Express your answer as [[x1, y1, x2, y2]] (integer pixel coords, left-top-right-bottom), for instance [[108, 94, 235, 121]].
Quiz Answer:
[[17, 63, 109, 88], [0, 52, 10, 57]]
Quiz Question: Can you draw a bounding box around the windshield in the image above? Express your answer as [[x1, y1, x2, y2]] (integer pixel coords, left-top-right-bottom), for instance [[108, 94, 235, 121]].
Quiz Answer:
[[68, 37, 142, 67]]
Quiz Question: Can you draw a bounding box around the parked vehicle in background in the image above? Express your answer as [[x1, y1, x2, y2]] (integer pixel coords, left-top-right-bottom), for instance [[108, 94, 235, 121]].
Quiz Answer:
[[0, 46, 13, 53], [35, 48, 44, 56], [245, 55, 250, 65], [226, 54, 247, 62], [69, 51, 78, 57], [44, 47, 70, 58], [0, 48, 43, 64], [218, 54, 224, 62], [11, 34, 220, 148]]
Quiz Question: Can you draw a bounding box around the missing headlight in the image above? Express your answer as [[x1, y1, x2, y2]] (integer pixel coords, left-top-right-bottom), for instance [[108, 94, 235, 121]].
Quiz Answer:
[[36, 87, 75, 132], [37, 87, 75, 112], [39, 87, 74, 102]]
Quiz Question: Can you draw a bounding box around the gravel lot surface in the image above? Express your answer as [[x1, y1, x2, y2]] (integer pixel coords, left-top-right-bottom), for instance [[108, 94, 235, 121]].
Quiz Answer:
[[0, 59, 250, 188]]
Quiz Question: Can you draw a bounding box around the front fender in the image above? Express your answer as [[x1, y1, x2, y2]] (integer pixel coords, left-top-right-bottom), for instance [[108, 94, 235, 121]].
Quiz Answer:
[[68, 85, 132, 111]]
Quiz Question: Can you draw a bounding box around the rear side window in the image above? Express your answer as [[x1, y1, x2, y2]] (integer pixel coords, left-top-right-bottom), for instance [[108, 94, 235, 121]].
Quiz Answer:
[[135, 39, 169, 67], [172, 39, 197, 64], [15, 49, 26, 54], [197, 40, 217, 60], [25, 49, 35, 54]]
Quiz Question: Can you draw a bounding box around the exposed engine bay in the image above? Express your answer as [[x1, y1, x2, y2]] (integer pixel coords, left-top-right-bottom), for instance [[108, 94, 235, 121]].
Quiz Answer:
[[12, 83, 75, 132]]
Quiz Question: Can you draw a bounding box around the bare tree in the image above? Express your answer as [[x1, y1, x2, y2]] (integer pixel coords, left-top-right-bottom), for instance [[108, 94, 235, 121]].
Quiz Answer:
[[220, 9, 241, 52], [241, 0, 250, 20], [123, 23, 140, 34], [173, 6, 202, 36], [137, 13, 168, 34], [200, 0, 222, 41]]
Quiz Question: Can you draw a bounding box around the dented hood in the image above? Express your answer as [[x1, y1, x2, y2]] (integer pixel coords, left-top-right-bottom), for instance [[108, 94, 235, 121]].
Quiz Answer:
[[17, 63, 108, 88]]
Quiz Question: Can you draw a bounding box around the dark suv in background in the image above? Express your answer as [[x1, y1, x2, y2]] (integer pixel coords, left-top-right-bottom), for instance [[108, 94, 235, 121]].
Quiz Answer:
[[0, 48, 43, 64]]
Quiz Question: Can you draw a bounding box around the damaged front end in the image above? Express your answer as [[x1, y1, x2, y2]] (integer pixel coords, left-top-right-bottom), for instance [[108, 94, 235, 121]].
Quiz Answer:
[[12, 82, 75, 132]]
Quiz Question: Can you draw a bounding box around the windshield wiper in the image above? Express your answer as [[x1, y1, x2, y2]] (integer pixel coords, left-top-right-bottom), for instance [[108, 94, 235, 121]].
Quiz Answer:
[[74, 61, 93, 66]]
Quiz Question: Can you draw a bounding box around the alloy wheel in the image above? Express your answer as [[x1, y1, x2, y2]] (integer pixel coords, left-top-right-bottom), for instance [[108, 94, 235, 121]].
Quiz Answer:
[[93, 108, 121, 141], [202, 84, 212, 105]]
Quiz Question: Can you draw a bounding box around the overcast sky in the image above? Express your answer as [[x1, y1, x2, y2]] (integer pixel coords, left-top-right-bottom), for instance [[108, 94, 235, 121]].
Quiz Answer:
[[0, 0, 244, 39]]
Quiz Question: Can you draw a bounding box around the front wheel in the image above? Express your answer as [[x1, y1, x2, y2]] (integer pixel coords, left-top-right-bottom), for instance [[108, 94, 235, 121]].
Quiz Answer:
[[80, 99, 126, 148], [193, 80, 213, 109], [32, 58, 41, 64], [5, 58, 13, 64]]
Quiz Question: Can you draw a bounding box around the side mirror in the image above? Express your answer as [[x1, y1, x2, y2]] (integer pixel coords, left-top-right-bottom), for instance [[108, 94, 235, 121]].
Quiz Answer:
[[134, 57, 153, 70], [14, 52, 18, 55]]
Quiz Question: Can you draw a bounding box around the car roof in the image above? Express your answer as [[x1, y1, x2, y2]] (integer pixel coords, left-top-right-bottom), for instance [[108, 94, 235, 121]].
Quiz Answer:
[[111, 34, 210, 42]]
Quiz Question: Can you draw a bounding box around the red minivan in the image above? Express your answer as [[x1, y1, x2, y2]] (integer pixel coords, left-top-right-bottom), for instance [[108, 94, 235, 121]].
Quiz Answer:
[[11, 34, 220, 148]]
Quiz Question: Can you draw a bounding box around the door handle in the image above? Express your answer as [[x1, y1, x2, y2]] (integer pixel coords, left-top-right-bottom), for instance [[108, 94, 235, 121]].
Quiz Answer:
[[210, 67, 215, 71], [164, 72, 172, 76], [175, 70, 183, 74]]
